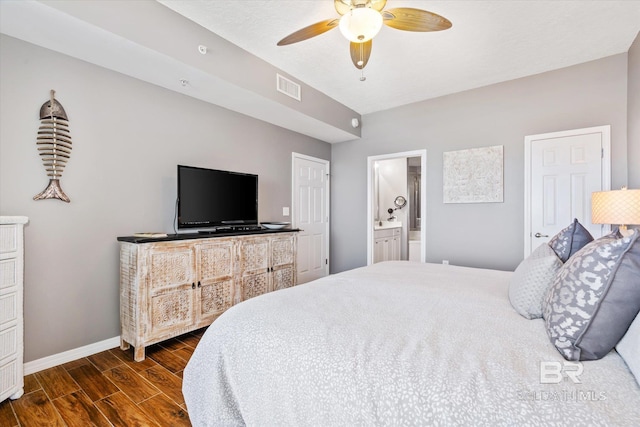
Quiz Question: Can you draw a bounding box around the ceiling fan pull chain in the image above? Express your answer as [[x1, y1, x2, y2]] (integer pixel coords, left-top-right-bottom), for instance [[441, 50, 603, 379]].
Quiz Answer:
[[359, 43, 366, 81]]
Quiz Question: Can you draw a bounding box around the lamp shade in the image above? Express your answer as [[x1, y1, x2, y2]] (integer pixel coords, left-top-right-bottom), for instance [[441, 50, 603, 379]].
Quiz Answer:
[[339, 7, 383, 43], [591, 188, 640, 226]]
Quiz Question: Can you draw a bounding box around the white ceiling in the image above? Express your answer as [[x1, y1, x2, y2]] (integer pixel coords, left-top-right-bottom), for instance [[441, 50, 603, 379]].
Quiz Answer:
[[1, 1, 639, 143], [159, 0, 640, 115]]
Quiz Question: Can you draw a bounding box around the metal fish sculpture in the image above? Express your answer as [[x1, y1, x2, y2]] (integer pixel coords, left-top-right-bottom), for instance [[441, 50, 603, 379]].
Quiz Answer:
[[34, 90, 72, 202]]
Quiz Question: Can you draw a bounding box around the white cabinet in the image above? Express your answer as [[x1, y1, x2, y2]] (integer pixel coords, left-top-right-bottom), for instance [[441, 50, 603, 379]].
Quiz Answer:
[[373, 227, 401, 263], [0, 216, 28, 402], [119, 231, 297, 361]]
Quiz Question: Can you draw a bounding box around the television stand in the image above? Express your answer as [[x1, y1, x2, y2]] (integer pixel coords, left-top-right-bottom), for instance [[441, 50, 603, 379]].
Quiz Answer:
[[118, 230, 298, 361]]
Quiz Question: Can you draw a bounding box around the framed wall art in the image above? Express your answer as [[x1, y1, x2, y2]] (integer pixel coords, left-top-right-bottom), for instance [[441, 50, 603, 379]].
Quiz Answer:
[[443, 145, 503, 203]]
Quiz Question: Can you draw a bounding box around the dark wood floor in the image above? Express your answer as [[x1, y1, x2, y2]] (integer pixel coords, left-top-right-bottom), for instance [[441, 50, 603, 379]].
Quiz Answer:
[[0, 328, 206, 427]]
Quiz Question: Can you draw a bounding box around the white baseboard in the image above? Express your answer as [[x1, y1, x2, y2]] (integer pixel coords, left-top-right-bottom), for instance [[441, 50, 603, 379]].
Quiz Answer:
[[24, 336, 121, 375]]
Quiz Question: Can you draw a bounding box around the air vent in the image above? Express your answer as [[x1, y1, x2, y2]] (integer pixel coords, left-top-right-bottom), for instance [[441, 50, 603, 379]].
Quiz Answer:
[[277, 73, 301, 101]]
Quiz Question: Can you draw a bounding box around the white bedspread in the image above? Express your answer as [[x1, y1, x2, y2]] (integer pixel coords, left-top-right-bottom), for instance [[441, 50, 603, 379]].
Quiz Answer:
[[183, 261, 640, 426]]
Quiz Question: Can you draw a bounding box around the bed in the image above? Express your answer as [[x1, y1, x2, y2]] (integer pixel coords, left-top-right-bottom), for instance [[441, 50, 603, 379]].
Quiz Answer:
[[182, 260, 640, 426]]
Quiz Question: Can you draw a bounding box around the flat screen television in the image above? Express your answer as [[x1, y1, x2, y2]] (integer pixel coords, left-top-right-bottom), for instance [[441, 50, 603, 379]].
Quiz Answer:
[[177, 165, 258, 230]]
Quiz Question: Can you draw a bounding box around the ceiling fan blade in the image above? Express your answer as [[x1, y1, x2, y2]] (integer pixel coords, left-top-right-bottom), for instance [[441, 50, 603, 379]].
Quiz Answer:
[[335, 0, 387, 15], [277, 19, 340, 46], [382, 8, 452, 32], [350, 40, 372, 70]]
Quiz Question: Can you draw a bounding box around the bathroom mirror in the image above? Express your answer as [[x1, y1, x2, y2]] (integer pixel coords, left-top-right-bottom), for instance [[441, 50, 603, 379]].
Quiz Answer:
[[394, 195, 407, 209]]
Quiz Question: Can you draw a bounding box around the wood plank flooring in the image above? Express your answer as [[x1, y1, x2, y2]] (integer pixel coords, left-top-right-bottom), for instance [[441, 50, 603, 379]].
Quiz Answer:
[[0, 328, 206, 427]]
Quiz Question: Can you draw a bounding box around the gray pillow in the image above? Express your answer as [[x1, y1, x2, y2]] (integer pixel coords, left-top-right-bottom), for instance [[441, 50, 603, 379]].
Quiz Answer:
[[543, 231, 640, 361], [616, 311, 640, 385], [548, 218, 593, 262], [509, 243, 562, 319]]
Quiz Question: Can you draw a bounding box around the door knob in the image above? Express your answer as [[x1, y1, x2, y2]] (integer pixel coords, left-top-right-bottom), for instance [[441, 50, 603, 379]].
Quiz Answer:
[[534, 232, 549, 238]]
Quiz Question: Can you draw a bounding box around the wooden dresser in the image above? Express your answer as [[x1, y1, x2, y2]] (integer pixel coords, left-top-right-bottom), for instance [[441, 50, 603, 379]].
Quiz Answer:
[[0, 216, 28, 402], [118, 230, 297, 361]]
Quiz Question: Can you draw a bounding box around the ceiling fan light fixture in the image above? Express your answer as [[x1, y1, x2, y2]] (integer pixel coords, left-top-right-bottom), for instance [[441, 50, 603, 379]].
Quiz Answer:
[[339, 7, 382, 43]]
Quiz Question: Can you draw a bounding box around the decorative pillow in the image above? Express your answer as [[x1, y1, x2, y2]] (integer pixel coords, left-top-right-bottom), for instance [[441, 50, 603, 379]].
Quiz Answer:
[[548, 218, 594, 262], [616, 311, 640, 385], [509, 243, 562, 319], [543, 231, 640, 361]]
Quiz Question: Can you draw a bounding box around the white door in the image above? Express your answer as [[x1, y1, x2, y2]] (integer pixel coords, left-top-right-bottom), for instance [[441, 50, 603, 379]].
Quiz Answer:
[[292, 153, 329, 283], [524, 126, 611, 256]]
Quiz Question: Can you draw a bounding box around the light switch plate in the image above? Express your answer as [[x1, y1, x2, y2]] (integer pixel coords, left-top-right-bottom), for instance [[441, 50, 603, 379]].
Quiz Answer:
[[283, 207, 290, 216]]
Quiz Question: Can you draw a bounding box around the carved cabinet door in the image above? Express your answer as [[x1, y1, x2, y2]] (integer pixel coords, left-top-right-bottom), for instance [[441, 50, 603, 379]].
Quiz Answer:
[[238, 237, 270, 301], [270, 235, 296, 291], [147, 243, 196, 338], [195, 240, 235, 325]]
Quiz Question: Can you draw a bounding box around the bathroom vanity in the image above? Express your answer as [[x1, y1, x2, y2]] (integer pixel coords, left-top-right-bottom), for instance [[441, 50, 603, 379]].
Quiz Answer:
[[373, 222, 402, 263]]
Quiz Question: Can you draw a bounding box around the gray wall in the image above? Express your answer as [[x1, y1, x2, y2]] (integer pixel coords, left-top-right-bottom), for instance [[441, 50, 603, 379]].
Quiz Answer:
[[331, 54, 629, 273], [0, 35, 330, 362], [629, 32, 640, 188]]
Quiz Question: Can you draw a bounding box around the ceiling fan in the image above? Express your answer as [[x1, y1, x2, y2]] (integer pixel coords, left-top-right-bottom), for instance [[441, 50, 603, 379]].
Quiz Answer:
[[277, 0, 452, 72]]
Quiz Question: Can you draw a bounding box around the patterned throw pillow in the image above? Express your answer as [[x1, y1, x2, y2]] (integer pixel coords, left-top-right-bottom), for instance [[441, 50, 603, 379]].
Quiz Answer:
[[548, 218, 593, 262], [543, 231, 640, 361], [509, 243, 563, 319]]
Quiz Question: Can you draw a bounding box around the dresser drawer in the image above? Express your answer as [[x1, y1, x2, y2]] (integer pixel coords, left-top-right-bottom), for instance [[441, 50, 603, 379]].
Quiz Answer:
[[0, 259, 17, 290], [0, 358, 19, 401], [0, 326, 17, 361], [0, 224, 18, 257], [0, 293, 17, 326]]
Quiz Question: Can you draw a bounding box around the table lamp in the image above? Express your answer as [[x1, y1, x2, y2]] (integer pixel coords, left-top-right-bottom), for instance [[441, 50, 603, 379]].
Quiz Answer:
[[592, 187, 640, 236]]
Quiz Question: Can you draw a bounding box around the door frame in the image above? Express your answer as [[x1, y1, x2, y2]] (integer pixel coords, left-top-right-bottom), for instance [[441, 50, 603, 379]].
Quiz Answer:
[[523, 125, 611, 257], [291, 152, 330, 278], [367, 149, 427, 265]]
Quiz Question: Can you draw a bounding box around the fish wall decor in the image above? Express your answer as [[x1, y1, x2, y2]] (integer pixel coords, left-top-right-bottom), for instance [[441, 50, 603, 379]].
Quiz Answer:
[[34, 90, 72, 202]]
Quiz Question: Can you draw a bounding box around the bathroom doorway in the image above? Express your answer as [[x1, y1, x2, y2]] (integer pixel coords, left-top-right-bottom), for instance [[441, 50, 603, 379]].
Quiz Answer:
[[367, 150, 427, 265]]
